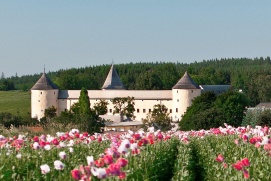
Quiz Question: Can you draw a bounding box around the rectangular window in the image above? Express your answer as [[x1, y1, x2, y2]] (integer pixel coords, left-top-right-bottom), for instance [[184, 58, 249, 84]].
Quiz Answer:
[[176, 108, 178, 113], [137, 109, 139, 113], [109, 109, 112, 113], [40, 92, 42, 94], [170, 109, 172, 113], [38, 100, 40, 102], [143, 109, 146, 113], [149, 109, 151, 113], [177, 99, 179, 102]]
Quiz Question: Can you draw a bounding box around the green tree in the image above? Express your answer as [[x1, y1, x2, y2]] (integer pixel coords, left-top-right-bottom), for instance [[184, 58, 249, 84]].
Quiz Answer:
[[179, 91, 219, 131], [143, 104, 172, 131], [93, 100, 108, 115], [258, 109, 271, 127], [44, 106, 57, 119], [78, 87, 91, 115], [111, 97, 135, 121], [214, 91, 249, 127]]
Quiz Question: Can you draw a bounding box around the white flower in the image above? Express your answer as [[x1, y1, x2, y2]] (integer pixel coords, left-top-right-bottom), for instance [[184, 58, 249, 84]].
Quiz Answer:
[[44, 144, 51, 151], [130, 143, 138, 151], [59, 151, 66, 159], [261, 136, 269, 145], [33, 142, 40, 150], [70, 129, 79, 134], [16, 153, 22, 159], [117, 145, 127, 154], [147, 127, 155, 132], [69, 147, 74, 153], [40, 164, 50, 174], [0, 135, 5, 141], [54, 160, 65, 170], [87, 156, 94, 166], [56, 132, 65, 137], [59, 142, 66, 148], [67, 140, 74, 147], [91, 167, 107, 179]]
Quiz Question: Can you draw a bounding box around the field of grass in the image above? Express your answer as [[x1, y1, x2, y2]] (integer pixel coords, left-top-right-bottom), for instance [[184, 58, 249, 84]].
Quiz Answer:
[[0, 91, 31, 117]]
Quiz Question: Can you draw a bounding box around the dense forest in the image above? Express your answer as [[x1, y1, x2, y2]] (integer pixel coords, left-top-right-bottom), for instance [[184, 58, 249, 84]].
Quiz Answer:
[[1, 56, 271, 106]]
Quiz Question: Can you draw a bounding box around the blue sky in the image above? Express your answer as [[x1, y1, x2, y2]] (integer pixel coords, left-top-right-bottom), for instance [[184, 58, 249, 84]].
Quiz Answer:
[[1, 1, 271, 77]]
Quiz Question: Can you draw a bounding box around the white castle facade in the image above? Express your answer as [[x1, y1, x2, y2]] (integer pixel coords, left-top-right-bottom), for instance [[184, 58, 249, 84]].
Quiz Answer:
[[31, 65, 230, 127]]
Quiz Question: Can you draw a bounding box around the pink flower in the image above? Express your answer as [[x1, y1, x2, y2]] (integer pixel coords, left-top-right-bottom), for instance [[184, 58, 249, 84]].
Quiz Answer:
[[104, 155, 113, 165], [52, 138, 59, 146], [232, 161, 243, 171], [107, 163, 121, 176], [249, 137, 257, 144], [71, 169, 81, 180], [116, 158, 128, 168], [33, 136, 39, 142], [119, 171, 126, 179], [234, 139, 239, 145], [215, 154, 224, 163], [241, 158, 250, 167], [243, 169, 249, 179]]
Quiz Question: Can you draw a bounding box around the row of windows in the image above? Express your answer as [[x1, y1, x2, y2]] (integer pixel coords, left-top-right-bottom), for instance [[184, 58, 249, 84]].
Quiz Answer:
[[108, 108, 178, 113], [40, 92, 56, 94]]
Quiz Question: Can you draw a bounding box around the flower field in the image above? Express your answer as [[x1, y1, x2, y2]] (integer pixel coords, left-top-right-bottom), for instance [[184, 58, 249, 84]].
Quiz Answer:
[[1, 124, 271, 180]]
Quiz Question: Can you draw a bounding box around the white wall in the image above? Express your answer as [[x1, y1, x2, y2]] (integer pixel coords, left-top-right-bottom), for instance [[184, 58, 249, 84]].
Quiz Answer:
[[31, 89, 58, 120]]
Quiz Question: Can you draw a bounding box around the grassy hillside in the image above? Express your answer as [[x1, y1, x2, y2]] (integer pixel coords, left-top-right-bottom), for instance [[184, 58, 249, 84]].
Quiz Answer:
[[0, 91, 31, 117]]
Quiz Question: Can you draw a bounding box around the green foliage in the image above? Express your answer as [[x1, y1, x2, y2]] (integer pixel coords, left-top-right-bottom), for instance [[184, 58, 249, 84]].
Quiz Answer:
[[0, 112, 23, 129], [180, 92, 219, 131], [111, 97, 135, 119], [180, 91, 249, 130], [78, 87, 91, 115], [243, 109, 271, 127], [44, 106, 57, 119], [258, 109, 271, 126], [143, 104, 172, 131], [93, 100, 108, 115], [214, 91, 249, 127], [126, 138, 180, 180], [0, 112, 38, 129], [242, 109, 262, 127], [0, 79, 15, 91]]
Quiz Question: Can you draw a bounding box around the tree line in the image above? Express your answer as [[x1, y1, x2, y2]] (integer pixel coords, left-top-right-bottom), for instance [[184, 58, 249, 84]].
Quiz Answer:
[[1, 56, 271, 106]]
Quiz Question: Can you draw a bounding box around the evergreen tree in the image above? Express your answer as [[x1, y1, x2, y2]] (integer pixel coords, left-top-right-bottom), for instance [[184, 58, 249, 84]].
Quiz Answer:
[[78, 87, 91, 115]]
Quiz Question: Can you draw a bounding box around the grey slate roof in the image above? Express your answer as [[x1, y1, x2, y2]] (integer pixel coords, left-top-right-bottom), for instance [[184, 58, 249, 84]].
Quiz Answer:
[[31, 72, 58, 90], [172, 71, 200, 89], [101, 64, 125, 90], [200, 85, 231, 94], [255, 102, 271, 109]]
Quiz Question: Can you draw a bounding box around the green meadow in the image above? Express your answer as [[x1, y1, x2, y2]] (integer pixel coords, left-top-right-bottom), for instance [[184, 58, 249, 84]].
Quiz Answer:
[[0, 91, 31, 117]]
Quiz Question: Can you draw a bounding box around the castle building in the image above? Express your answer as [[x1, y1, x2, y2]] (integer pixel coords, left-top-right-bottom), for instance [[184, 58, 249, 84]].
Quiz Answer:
[[31, 65, 230, 130]]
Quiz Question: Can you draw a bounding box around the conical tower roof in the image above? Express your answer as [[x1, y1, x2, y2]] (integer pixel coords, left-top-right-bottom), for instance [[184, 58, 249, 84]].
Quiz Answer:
[[172, 71, 200, 89], [102, 64, 125, 90], [31, 72, 58, 90]]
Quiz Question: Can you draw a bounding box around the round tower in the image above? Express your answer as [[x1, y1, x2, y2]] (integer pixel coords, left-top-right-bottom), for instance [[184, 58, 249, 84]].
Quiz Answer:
[[172, 71, 201, 122], [31, 71, 59, 120]]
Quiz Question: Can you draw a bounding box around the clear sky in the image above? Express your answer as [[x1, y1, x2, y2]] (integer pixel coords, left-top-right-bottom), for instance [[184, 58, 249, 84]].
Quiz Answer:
[[1, 1, 271, 77]]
